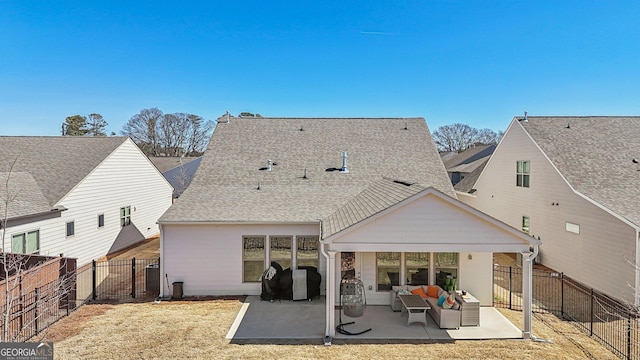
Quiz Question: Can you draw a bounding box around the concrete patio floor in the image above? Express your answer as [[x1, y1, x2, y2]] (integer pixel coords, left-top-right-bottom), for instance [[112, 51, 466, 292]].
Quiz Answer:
[[227, 296, 522, 344]]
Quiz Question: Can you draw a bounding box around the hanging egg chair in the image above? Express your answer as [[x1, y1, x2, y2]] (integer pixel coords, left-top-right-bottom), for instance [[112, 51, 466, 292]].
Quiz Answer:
[[336, 274, 372, 335]]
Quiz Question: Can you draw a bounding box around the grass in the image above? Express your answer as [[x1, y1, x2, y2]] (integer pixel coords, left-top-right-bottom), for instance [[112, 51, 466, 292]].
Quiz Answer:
[[44, 300, 619, 360]]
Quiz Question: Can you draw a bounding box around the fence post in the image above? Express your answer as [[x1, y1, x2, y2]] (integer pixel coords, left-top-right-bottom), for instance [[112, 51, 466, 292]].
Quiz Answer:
[[131, 258, 136, 298], [508, 266, 512, 310], [589, 288, 594, 336], [627, 310, 632, 360], [34, 287, 39, 336], [560, 272, 564, 318], [92, 260, 97, 301]]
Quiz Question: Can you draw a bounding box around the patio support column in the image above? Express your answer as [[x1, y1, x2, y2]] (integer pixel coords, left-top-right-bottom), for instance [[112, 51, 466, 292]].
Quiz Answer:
[[326, 250, 337, 338], [522, 245, 538, 340], [522, 253, 532, 339]]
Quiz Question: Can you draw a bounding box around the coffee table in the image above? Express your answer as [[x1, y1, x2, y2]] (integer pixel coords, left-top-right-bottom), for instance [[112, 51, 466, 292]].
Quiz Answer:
[[398, 294, 431, 326]]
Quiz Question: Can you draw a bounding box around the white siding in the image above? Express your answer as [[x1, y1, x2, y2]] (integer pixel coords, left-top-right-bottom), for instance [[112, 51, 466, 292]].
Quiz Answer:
[[28, 139, 173, 266], [463, 120, 637, 304], [161, 223, 324, 297]]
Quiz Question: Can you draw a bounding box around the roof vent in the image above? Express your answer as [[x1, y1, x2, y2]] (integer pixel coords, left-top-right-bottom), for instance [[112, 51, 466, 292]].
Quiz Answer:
[[299, 124, 304, 131], [341, 151, 349, 173], [267, 160, 272, 171], [523, 111, 528, 122], [403, 122, 408, 130]]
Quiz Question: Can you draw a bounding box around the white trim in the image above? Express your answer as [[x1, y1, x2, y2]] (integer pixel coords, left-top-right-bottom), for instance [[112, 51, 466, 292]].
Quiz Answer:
[[328, 243, 532, 253], [158, 220, 320, 226]]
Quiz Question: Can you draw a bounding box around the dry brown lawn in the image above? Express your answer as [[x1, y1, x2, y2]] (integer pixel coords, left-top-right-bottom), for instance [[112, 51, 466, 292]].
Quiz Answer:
[[42, 299, 619, 360]]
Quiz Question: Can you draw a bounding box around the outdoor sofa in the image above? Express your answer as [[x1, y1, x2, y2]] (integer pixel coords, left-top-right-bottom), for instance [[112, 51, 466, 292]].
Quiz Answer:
[[390, 285, 461, 329]]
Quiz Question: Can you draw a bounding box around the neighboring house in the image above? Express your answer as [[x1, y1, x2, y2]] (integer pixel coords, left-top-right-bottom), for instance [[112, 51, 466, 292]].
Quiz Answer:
[[0, 136, 174, 266], [458, 116, 640, 307], [158, 117, 540, 339], [149, 157, 202, 198], [442, 144, 495, 186]]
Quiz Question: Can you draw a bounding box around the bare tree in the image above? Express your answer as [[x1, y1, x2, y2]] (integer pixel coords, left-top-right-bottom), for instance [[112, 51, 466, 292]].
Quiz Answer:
[[432, 123, 502, 152], [121, 108, 214, 157], [1, 158, 77, 342], [121, 108, 164, 156]]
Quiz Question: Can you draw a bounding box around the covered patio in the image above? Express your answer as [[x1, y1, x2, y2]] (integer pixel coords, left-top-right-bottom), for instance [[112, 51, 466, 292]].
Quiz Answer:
[[227, 296, 522, 344]]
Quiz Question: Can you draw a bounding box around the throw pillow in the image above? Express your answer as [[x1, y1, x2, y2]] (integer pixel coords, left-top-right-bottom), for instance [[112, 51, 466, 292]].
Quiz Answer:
[[426, 285, 439, 298], [437, 294, 447, 307], [398, 288, 411, 295], [443, 293, 456, 309], [411, 287, 428, 298]]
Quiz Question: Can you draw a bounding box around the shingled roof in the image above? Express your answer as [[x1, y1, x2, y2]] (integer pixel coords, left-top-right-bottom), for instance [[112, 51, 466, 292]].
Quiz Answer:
[[518, 116, 640, 227], [0, 136, 128, 219], [159, 117, 455, 223]]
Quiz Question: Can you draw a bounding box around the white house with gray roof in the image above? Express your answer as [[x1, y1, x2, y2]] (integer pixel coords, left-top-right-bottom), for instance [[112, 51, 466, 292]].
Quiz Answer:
[[459, 116, 640, 307], [0, 136, 173, 266], [158, 116, 541, 339]]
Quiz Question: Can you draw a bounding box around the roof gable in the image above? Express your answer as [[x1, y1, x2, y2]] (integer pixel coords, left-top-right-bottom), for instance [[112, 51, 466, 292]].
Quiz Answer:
[[160, 117, 455, 223], [0, 136, 128, 219], [323, 178, 539, 251], [517, 116, 640, 227]]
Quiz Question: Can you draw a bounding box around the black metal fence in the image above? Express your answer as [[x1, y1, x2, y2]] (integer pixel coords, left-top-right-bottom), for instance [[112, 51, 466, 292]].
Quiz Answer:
[[0, 257, 159, 342], [494, 265, 639, 360], [76, 258, 160, 302], [0, 278, 74, 342]]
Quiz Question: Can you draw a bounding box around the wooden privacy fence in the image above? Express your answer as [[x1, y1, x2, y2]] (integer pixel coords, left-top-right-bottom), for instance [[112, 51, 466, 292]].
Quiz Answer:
[[0, 254, 76, 342], [494, 265, 639, 360], [1, 257, 159, 342]]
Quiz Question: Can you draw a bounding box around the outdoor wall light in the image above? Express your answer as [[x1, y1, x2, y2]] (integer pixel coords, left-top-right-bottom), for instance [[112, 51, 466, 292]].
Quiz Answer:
[[468, 254, 472, 260]]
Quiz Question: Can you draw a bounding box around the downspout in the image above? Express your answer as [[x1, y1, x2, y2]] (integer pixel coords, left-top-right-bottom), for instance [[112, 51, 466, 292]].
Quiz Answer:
[[522, 244, 552, 343], [318, 220, 333, 345], [159, 223, 165, 298]]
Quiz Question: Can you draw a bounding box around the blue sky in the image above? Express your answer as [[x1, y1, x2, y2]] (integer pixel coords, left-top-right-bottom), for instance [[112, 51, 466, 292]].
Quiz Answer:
[[2, 1, 639, 136]]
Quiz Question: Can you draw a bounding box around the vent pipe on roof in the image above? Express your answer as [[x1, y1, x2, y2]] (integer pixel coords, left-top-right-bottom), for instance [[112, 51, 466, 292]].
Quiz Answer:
[[267, 159, 272, 171], [341, 151, 349, 173], [523, 111, 528, 122]]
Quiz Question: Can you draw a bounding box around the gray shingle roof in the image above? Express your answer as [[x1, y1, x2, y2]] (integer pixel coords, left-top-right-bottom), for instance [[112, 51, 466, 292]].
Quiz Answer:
[[321, 178, 427, 238], [454, 160, 488, 193], [159, 117, 455, 223], [0, 136, 128, 219], [519, 116, 640, 227], [148, 156, 200, 173], [443, 144, 495, 170]]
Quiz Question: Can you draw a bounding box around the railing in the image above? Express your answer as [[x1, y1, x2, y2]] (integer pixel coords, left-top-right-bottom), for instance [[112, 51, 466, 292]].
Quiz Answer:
[[494, 265, 639, 360], [1, 257, 160, 342], [76, 258, 160, 302]]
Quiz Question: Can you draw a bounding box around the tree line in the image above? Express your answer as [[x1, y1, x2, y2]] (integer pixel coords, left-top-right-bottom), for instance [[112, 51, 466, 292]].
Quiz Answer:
[[61, 108, 215, 157], [431, 123, 503, 153]]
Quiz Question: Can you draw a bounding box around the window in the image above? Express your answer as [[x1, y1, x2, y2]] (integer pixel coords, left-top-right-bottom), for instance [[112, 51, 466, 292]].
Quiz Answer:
[[12, 230, 39, 254], [406, 252, 429, 285], [376, 252, 400, 291], [522, 216, 530, 233], [120, 206, 131, 227], [98, 214, 105, 228], [243, 236, 265, 282], [516, 160, 530, 187], [270, 236, 292, 270], [66, 221, 75, 237], [435, 252, 458, 289], [296, 235, 319, 268], [566, 222, 580, 234]]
